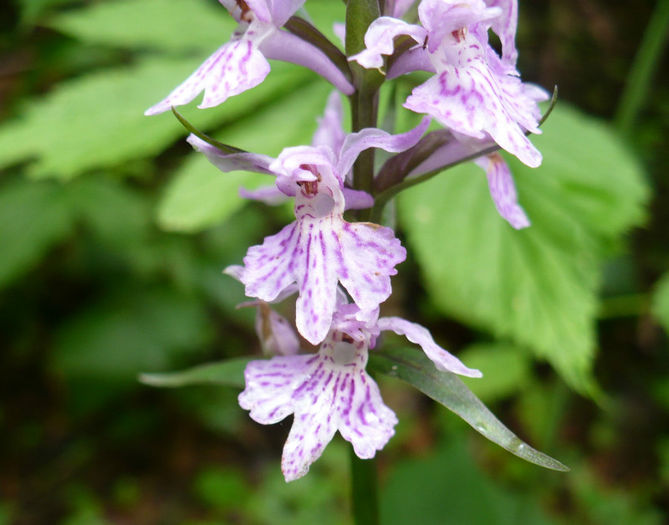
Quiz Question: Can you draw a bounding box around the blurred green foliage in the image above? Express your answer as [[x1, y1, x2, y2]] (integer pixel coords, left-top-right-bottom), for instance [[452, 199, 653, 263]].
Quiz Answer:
[[1, 0, 668, 523]]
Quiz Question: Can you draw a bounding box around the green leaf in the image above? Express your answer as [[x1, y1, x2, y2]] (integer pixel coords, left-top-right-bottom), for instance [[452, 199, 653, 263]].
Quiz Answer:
[[459, 343, 532, 402], [0, 58, 312, 179], [157, 81, 332, 232], [369, 346, 569, 471], [49, 0, 232, 53], [651, 273, 669, 333], [139, 357, 251, 389], [382, 437, 559, 525], [0, 178, 73, 287], [53, 288, 213, 381], [399, 105, 648, 391]]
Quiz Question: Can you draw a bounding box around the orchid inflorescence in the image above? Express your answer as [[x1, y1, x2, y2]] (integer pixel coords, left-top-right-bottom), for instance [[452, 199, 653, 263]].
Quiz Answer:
[[146, 0, 548, 482]]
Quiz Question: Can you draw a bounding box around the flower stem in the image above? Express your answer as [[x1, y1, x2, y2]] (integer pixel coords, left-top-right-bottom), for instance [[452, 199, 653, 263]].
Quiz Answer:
[[350, 448, 380, 525], [346, 0, 384, 220], [615, 0, 669, 134]]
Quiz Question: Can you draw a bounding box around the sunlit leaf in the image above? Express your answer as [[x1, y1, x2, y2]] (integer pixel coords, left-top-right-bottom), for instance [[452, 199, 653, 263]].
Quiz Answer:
[[0, 59, 311, 179], [369, 347, 569, 471], [459, 343, 532, 402], [54, 288, 213, 381], [399, 105, 648, 391], [49, 0, 232, 53], [0, 178, 72, 288], [139, 357, 251, 389]]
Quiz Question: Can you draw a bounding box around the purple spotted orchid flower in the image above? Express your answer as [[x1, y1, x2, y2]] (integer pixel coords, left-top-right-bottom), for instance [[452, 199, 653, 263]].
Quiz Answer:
[[238, 297, 482, 481], [145, 0, 353, 116], [350, 0, 547, 229], [190, 93, 430, 344]]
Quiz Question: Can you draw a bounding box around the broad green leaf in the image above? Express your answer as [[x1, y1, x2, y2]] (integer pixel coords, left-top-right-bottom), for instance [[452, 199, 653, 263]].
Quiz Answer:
[[139, 357, 251, 389], [0, 178, 72, 287], [459, 343, 531, 402], [651, 273, 669, 333], [53, 288, 213, 381], [157, 81, 332, 232], [399, 105, 648, 391], [382, 437, 558, 525], [369, 346, 569, 471], [49, 0, 232, 53], [0, 58, 311, 179]]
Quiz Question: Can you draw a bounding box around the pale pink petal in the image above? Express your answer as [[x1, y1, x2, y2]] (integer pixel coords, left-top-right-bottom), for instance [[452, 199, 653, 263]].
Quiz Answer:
[[418, 0, 500, 53], [343, 188, 374, 210], [336, 364, 397, 459], [262, 31, 355, 95], [239, 354, 314, 424], [388, 0, 416, 18], [242, 221, 302, 302], [239, 334, 397, 482], [255, 303, 301, 356], [387, 46, 435, 78], [486, 0, 518, 66], [312, 92, 346, 152], [377, 317, 483, 377], [349, 17, 426, 69], [293, 221, 340, 344], [337, 223, 406, 313], [337, 117, 430, 176], [187, 135, 274, 174], [239, 184, 289, 205], [475, 153, 529, 229], [333, 22, 346, 47], [145, 38, 270, 115], [265, 0, 305, 26], [404, 61, 542, 167]]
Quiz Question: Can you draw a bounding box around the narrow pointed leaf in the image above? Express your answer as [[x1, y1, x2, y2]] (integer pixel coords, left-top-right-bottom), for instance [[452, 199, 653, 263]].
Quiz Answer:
[[139, 357, 252, 389], [369, 347, 569, 472]]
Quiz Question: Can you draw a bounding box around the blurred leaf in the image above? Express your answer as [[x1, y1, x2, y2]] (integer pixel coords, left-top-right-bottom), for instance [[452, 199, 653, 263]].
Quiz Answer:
[[0, 178, 72, 287], [193, 467, 250, 512], [569, 466, 663, 525], [157, 81, 331, 232], [174, 386, 245, 434], [459, 343, 531, 402], [651, 272, 669, 332], [245, 441, 351, 525], [399, 105, 648, 391], [381, 436, 558, 525], [67, 176, 150, 247], [369, 346, 569, 471], [140, 357, 251, 388], [49, 0, 232, 53], [54, 288, 213, 381], [0, 58, 311, 179]]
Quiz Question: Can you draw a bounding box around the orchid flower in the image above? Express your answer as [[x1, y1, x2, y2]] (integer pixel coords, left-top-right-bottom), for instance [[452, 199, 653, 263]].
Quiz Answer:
[[145, 0, 353, 116], [350, 0, 544, 228], [190, 94, 430, 344], [238, 299, 481, 481]]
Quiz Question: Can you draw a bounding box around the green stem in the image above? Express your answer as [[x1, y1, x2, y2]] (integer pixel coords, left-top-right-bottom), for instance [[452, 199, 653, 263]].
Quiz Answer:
[[615, 0, 669, 134], [350, 448, 380, 525], [346, 0, 383, 220]]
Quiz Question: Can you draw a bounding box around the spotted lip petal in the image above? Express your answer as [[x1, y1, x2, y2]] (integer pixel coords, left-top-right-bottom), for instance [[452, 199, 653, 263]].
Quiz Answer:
[[241, 212, 406, 345], [238, 330, 397, 482]]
